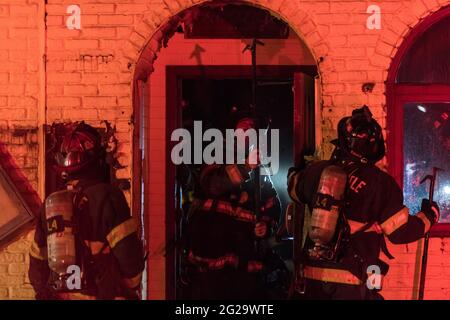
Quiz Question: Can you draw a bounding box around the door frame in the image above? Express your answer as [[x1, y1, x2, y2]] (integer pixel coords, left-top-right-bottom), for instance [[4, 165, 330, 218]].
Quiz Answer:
[[386, 84, 450, 237], [164, 65, 317, 298]]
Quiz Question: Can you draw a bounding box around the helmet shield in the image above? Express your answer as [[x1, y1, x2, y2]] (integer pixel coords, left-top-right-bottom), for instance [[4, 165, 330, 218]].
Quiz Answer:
[[53, 122, 104, 178]]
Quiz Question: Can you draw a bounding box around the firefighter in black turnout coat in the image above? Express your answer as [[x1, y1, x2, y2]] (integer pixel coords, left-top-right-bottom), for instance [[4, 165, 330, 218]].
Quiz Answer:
[[288, 106, 440, 300], [29, 122, 144, 300], [184, 112, 281, 300]]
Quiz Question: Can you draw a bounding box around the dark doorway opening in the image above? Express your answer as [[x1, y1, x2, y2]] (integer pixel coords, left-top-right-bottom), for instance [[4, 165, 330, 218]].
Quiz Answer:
[[181, 77, 301, 209]]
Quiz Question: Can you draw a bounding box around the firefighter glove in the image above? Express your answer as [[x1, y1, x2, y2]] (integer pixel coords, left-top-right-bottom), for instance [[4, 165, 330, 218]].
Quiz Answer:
[[421, 198, 440, 225], [255, 221, 268, 238]]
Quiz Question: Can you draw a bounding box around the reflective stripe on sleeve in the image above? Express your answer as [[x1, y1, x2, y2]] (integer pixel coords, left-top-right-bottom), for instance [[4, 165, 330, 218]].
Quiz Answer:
[[380, 207, 409, 235], [123, 272, 142, 289], [106, 218, 138, 249], [347, 219, 366, 234], [347, 220, 383, 235], [188, 251, 239, 270], [200, 199, 257, 223], [416, 212, 431, 234], [225, 165, 245, 185]]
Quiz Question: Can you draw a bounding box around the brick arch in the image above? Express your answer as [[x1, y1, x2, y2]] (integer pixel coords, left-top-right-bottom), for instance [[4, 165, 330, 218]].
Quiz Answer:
[[124, 0, 327, 81], [373, 0, 450, 82], [128, 0, 326, 299]]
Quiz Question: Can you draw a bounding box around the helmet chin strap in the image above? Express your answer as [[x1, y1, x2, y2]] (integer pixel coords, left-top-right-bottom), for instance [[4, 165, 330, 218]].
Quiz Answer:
[[349, 151, 368, 164], [349, 150, 362, 159], [343, 149, 367, 164], [65, 179, 80, 190]]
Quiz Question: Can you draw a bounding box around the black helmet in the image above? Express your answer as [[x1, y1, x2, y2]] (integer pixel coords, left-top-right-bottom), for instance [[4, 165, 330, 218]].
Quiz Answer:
[[336, 105, 385, 163], [54, 122, 104, 179], [227, 106, 271, 130]]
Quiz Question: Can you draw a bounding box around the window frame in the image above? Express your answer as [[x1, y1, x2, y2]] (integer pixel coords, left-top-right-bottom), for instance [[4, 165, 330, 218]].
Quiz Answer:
[[386, 6, 450, 237], [0, 165, 34, 245]]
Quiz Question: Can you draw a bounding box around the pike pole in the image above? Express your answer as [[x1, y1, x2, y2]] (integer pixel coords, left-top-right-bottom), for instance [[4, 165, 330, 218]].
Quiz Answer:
[[244, 38, 264, 221], [418, 166, 442, 300], [251, 39, 261, 221], [243, 38, 266, 267]]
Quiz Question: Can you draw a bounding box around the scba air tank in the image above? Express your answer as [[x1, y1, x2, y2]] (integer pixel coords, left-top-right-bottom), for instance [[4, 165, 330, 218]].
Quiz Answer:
[[45, 190, 77, 276], [308, 165, 347, 245]]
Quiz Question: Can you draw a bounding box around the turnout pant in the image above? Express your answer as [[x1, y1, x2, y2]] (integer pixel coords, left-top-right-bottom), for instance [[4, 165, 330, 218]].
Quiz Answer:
[[188, 269, 265, 300], [293, 278, 384, 300]]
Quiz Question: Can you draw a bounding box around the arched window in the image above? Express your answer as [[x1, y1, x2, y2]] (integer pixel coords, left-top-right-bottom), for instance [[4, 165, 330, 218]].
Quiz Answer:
[[397, 14, 450, 84], [387, 6, 450, 235]]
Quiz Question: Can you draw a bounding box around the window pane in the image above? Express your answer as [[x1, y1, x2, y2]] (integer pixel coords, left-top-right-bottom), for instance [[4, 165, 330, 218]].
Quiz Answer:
[[404, 103, 450, 222], [397, 15, 450, 84], [0, 167, 34, 242], [0, 175, 23, 226]]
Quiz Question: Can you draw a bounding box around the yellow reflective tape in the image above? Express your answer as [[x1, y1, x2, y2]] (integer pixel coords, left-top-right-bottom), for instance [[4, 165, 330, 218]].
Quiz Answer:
[[123, 272, 142, 289], [57, 292, 97, 300], [303, 266, 362, 285], [238, 191, 249, 204], [84, 240, 110, 255], [263, 197, 275, 210], [248, 261, 263, 273], [288, 173, 301, 203], [225, 165, 244, 185], [200, 199, 256, 223], [29, 240, 47, 260], [347, 219, 366, 234], [57, 292, 127, 300], [188, 251, 239, 270], [106, 219, 138, 249], [416, 212, 431, 234], [365, 222, 383, 234], [348, 220, 383, 235], [380, 207, 409, 235]]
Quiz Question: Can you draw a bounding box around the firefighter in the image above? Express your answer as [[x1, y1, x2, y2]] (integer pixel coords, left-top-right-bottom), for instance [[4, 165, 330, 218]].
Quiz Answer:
[[185, 110, 281, 300], [29, 122, 144, 300], [287, 105, 440, 300]]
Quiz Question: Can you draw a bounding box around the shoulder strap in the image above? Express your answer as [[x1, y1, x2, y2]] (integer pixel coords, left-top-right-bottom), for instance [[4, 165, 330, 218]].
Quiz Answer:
[[380, 236, 395, 260]]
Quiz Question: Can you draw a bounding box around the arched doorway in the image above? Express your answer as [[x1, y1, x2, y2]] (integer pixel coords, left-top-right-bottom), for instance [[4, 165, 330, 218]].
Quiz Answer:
[[386, 5, 450, 236], [133, 2, 320, 299]]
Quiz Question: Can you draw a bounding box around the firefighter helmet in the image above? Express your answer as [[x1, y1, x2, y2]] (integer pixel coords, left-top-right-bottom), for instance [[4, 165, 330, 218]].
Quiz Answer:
[[54, 122, 104, 178], [228, 106, 271, 130], [337, 105, 385, 163]]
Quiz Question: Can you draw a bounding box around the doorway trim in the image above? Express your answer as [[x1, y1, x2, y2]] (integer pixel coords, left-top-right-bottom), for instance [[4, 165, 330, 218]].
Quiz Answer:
[[164, 64, 317, 298]]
